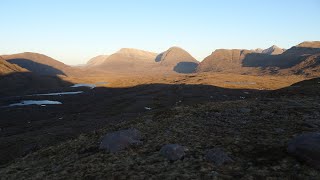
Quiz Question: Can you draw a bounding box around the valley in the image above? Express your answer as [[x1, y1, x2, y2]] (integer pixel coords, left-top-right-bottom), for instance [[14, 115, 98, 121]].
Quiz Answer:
[[0, 41, 319, 179]]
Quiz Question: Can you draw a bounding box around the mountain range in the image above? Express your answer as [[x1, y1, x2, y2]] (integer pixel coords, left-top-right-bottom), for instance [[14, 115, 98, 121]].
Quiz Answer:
[[0, 41, 319, 77], [83, 47, 199, 74], [197, 41, 320, 76]]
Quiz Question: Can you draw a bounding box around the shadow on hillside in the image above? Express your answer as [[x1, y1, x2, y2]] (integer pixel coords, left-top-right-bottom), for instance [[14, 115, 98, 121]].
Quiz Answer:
[[0, 71, 318, 166], [0, 72, 72, 97], [154, 53, 164, 62], [173, 62, 198, 73], [242, 47, 320, 69], [0, 71, 266, 165], [7, 58, 66, 76]]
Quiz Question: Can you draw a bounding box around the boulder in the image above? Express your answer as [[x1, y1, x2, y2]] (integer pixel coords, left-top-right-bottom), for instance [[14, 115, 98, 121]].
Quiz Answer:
[[160, 144, 186, 161], [288, 132, 320, 169], [205, 148, 233, 166], [99, 128, 142, 153]]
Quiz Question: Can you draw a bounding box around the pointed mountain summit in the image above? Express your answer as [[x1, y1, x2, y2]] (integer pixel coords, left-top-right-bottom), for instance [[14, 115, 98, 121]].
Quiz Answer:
[[156, 47, 198, 65], [155, 47, 199, 73], [262, 45, 285, 55]]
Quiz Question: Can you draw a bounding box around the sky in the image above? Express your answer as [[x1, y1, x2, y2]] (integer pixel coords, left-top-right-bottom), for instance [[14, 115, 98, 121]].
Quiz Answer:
[[0, 0, 319, 65]]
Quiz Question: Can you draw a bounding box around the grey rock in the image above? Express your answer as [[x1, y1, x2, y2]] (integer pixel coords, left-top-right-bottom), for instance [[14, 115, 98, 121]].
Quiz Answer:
[[160, 144, 186, 161], [288, 132, 320, 169], [239, 108, 251, 113], [205, 148, 233, 166], [99, 128, 142, 153], [274, 128, 285, 134]]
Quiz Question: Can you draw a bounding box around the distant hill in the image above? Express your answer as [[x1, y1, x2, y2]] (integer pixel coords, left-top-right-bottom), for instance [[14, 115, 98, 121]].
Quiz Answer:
[[155, 47, 199, 73], [0, 56, 27, 75], [197, 41, 320, 76], [1, 52, 79, 76], [91, 48, 157, 73], [296, 41, 320, 48], [87, 47, 199, 74], [196, 49, 254, 73], [87, 55, 109, 67]]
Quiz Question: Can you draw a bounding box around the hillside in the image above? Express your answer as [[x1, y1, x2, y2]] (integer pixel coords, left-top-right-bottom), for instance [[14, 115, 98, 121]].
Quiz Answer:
[[296, 41, 320, 48], [196, 49, 255, 73], [197, 41, 320, 76], [0, 57, 27, 75], [156, 47, 199, 73], [92, 48, 157, 73], [1, 52, 80, 76], [86, 55, 109, 67], [1, 77, 319, 179], [87, 47, 199, 74]]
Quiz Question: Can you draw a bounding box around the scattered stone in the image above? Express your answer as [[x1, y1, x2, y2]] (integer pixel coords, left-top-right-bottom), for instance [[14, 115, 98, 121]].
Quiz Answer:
[[160, 144, 186, 161], [144, 107, 152, 110], [239, 108, 251, 113], [209, 171, 219, 177], [274, 128, 285, 134], [205, 148, 233, 166], [99, 128, 142, 153], [287, 132, 320, 169]]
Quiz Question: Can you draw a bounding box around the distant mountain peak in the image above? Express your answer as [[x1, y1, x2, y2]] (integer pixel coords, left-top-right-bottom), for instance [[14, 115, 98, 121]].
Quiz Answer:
[[156, 47, 198, 64], [167, 46, 184, 51], [262, 45, 284, 55], [117, 48, 157, 56]]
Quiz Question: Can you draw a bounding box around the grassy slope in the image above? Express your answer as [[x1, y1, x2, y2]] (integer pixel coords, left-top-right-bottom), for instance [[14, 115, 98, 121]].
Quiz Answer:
[[1, 94, 320, 179]]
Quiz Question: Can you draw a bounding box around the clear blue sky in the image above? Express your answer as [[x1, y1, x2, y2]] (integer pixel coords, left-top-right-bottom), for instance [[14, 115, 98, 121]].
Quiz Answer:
[[0, 0, 319, 65]]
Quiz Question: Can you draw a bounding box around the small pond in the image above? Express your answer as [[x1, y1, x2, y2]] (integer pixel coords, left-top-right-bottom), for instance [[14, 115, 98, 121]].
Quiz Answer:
[[8, 100, 62, 107]]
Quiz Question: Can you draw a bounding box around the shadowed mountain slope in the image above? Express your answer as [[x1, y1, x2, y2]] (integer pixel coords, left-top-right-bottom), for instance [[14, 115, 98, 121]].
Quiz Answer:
[[197, 41, 320, 76], [0, 57, 27, 75], [1, 52, 81, 76], [155, 47, 199, 73]]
